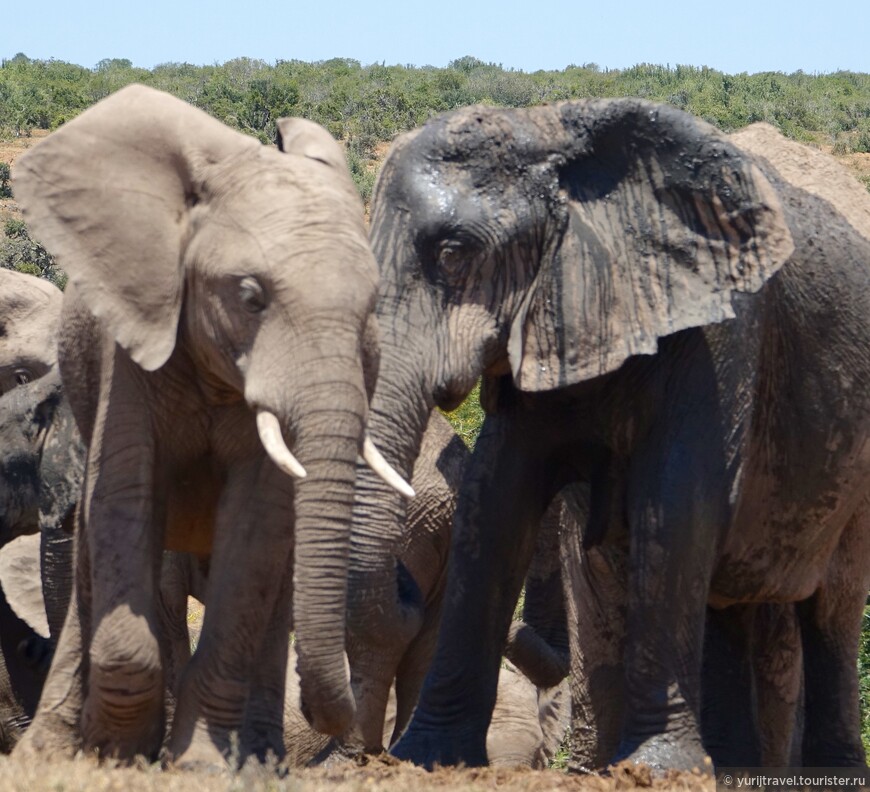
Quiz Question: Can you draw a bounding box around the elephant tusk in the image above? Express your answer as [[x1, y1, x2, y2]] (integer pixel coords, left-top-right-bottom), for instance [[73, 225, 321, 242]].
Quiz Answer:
[[359, 436, 415, 499], [256, 411, 307, 479]]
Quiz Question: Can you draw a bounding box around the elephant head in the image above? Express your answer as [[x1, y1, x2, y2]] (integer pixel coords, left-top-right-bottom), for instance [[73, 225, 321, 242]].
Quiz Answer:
[[12, 84, 410, 740], [348, 99, 793, 721], [0, 269, 62, 396]]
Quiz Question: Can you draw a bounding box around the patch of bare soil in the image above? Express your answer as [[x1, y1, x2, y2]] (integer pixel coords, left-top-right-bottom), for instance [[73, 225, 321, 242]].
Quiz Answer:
[[0, 753, 715, 792]]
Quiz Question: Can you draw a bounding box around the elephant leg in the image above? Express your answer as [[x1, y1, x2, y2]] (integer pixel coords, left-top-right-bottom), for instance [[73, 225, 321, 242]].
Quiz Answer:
[[391, 588, 443, 746], [167, 457, 294, 769], [15, 505, 90, 759], [157, 552, 197, 711], [563, 524, 628, 772], [392, 410, 557, 768], [752, 603, 802, 767], [797, 505, 870, 767], [80, 380, 164, 759], [617, 391, 725, 772], [241, 564, 292, 764], [701, 604, 761, 767]]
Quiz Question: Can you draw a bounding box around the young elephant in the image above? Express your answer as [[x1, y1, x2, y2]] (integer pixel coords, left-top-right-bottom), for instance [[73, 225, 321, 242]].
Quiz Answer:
[[11, 84, 411, 768], [162, 410, 569, 768]]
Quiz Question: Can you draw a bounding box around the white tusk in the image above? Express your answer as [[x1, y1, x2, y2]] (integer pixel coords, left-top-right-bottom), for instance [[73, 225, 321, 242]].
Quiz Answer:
[[256, 411, 307, 479], [360, 436, 415, 499]]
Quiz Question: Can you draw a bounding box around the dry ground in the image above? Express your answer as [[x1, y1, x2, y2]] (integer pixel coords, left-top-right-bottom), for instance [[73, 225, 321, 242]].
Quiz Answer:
[[0, 754, 715, 792]]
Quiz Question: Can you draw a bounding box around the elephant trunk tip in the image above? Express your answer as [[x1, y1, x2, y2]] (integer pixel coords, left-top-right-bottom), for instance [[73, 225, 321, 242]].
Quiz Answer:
[[299, 653, 356, 737]]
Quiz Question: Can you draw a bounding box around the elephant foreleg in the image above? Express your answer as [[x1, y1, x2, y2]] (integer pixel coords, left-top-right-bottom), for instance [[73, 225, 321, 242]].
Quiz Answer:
[[167, 457, 294, 769], [392, 409, 559, 768], [241, 562, 292, 764], [618, 379, 727, 772]]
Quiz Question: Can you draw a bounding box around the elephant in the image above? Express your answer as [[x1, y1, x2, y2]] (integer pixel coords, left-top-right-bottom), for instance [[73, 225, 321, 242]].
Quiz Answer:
[[10, 83, 412, 768], [0, 272, 82, 751], [340, 98, 870, 772], [0, 268, 62, 396]]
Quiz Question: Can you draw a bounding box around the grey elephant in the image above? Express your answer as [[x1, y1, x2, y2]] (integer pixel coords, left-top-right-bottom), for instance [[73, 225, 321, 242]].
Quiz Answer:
[[11, 84, 411, 768], [340, 98, 870, 771], [0, 271, 81, 750]]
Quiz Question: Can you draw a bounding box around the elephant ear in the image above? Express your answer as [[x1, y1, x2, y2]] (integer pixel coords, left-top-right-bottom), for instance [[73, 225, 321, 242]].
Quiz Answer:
[[276, 117, 348, 171], [509, 99, 794, 391], [0, 534, 49, 638], [12, 84, 260, 371]]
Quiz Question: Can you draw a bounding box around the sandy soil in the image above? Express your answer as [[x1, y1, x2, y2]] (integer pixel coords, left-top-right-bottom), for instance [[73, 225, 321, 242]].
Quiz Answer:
[[0, 753, 716, 792]]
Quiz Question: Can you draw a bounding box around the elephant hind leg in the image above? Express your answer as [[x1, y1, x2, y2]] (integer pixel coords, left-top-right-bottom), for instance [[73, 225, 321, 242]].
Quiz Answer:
[[798, 504, 870, 767]]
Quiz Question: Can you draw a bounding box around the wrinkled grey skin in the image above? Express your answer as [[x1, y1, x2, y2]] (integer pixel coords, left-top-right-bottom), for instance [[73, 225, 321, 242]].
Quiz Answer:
[[0, 269, 61, 397], [347, 99, 870, 772], [12, 85, 381, 768]]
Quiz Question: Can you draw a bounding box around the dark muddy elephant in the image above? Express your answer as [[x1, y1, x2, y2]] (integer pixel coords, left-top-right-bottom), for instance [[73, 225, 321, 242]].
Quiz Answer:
[[11, 84, 411, 768], [342, 99, 870, 771]]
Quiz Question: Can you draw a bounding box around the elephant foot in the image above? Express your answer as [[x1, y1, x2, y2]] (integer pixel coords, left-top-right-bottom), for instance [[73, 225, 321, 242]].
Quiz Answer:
[[391, 722, 487, 769], [166, 720, 234, 773], [614, 733, 712, 775], [14, 711, 80, 761]]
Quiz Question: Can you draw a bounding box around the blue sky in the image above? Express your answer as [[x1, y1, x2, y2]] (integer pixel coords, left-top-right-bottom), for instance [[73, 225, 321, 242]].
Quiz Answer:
[[5, 0, 869, 75]]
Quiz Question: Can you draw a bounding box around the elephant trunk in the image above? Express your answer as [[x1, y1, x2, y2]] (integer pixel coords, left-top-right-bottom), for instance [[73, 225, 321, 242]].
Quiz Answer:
[[347, 347, 431, 638], [343, 347, 432, 750], [250, 336, 371, 739]]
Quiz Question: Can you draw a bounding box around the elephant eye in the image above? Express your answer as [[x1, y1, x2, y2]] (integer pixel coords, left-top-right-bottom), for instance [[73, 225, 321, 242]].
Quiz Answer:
[[238, 276, 267, 313], [14, 368, 32, 386], [436, 240, 472, 282]]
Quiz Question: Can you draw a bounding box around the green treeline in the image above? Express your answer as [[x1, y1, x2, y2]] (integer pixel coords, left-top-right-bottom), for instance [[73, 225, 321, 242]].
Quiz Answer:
[[3, 53, 870, 201]]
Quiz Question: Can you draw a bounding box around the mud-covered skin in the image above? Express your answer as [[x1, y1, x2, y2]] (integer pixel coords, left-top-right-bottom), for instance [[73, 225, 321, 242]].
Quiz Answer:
[[359, 104, 870, 771]]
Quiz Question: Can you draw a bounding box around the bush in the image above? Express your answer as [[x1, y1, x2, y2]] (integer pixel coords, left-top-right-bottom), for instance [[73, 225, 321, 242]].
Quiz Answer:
[[1, 217, 66, 288], [0, 162, 10, 198]]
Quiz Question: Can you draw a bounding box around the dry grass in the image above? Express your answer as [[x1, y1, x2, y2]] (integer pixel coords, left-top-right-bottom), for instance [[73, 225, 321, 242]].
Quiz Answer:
[[0, 753, 715, 792]]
